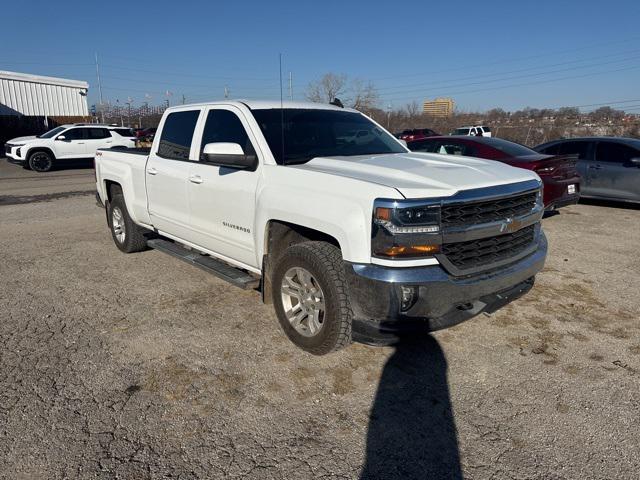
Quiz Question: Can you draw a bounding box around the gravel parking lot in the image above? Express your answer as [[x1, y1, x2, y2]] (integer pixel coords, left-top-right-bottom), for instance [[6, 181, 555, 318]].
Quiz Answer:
[[1, 159, 639, 479]]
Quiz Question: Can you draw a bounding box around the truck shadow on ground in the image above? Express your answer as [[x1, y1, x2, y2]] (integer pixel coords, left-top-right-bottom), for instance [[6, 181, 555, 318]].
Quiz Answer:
[[361, 335, 462, 480]]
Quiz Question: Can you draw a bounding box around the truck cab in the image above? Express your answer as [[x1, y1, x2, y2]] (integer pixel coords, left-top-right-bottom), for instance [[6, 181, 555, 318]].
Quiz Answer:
[[95, 100, 546, 355]]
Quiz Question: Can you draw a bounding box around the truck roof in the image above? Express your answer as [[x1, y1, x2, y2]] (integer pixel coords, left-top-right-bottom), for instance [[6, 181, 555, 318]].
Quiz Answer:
[[165, 99, 355, 112]]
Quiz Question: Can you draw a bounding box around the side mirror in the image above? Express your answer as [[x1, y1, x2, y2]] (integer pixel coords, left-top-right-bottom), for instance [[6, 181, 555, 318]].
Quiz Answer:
[[201, 142, 257, 171], [398, 139, 408, 148], [56, 135, 66, 141]]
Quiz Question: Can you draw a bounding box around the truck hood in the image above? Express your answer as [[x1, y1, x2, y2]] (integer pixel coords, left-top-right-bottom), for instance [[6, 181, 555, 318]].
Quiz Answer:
[[292, 152, 540, 199], [7, 135, 38, 143]]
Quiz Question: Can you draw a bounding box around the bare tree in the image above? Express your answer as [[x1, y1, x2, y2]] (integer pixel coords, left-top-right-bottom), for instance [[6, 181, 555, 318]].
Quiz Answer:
[[350, 78, 379, 112], [306, 73, 347, 104], [306, 73, 379, 111]]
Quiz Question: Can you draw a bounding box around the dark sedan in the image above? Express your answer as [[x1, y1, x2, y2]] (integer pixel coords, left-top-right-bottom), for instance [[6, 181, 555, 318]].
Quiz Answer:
[[408, 136, 581, 210], [534, 137, 640, 204]]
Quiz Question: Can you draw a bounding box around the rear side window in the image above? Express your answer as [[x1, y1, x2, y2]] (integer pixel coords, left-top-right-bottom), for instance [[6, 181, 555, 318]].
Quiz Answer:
[[408, 140, 437, 152], [595, 142, 638, 163], [87, 128, 111, 139], [158, 110, 200, 160], [538, 143, 562, 155], [436, 142, 476, 156], [559, 141, 590, 160], [112, 128, 135, 138], [482, 126, 491, 133], [200, 109, 254, 158]]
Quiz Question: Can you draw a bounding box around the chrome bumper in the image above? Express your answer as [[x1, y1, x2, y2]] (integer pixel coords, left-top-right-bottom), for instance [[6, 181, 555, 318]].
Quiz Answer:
[[346, 231, 547, 345]]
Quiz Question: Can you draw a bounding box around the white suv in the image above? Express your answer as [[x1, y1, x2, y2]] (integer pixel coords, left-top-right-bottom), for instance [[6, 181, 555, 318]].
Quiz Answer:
[[4, 124, 136, 172], [451, 125, 492, 137]]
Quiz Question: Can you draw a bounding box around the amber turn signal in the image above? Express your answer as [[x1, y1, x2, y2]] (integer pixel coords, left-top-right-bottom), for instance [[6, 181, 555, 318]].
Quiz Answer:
[[375, 207, 392, 221], [375, 244, 440, 258]]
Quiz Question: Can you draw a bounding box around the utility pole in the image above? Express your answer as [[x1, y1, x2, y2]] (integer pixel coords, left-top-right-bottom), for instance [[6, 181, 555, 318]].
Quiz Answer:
[[387, 103, 392, 128], [181, 94, 186, 105], [288, 72, 293, 100], [224, 86, 229, 99], [95, 52, 104, 123]]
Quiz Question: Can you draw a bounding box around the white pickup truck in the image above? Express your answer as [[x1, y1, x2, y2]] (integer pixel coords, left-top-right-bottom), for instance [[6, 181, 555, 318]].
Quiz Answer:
[[95, 100, 547, 355]]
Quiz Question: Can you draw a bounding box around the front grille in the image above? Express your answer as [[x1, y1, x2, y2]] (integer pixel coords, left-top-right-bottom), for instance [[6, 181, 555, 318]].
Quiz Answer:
[[442, 191, 537, 227], [441, 225, 535, 271]]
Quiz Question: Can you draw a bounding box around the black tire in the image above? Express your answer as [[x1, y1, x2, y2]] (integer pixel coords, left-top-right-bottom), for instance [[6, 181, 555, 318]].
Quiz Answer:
[[27, 150, 54, 172], [107, 192, 148, 253], [272, 241, 352, 355]]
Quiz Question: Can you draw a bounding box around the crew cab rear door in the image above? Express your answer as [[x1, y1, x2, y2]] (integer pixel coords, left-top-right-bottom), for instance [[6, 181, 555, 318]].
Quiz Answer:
[[146, 108, 203, 240], [187, 105, 261, 268]]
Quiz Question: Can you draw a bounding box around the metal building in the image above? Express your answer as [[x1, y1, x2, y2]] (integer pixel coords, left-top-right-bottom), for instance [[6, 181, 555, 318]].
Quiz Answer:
[[0, 70, 89, 117]]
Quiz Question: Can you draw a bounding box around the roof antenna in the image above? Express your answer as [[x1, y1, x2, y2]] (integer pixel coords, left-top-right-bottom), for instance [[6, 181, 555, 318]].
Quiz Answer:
[[279, 53, 286, 166], [330, 97, 344, 108]]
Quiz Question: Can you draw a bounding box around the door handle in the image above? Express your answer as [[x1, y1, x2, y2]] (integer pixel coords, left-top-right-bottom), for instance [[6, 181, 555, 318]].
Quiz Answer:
[[189, 174, 203, 184], [105, 140, 112, 143], [147, 167, 158, 175], [77, 142, 85, 145], [588, 165, 602, 170]]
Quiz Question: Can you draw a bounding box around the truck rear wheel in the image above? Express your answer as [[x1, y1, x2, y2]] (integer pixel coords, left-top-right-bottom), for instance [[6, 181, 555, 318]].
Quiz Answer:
[[272, 241, 352, 355], [107, 193, 148, 253]]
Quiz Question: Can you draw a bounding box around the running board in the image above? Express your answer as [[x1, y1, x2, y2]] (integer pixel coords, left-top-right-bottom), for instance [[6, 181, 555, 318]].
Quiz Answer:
[[147, 238, 260, 290]]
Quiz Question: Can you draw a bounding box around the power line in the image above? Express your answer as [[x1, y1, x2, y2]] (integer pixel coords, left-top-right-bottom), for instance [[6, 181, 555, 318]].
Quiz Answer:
[[378, 63, 640, 103], [371, 50, 640, 94]]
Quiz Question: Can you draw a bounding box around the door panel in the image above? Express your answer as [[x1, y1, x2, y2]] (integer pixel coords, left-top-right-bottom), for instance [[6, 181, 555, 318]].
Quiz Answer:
[[146, 109, 202, 239], [84, 128, 114, 156], [55, 128, 87, 158], [187, 106, 260, 267], [592, 142, 640, 200]]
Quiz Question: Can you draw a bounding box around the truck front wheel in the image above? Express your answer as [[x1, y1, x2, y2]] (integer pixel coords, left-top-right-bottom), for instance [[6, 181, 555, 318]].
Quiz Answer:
[[107, 193, 148, 253], [272, 241, 352, 355]]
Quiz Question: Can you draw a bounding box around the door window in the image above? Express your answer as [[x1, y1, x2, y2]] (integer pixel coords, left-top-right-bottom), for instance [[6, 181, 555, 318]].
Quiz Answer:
[[595, 142, 637, 163], [157, 110, 200, 160], [62, 128, 85, 140], [199, 109, 255, 158]]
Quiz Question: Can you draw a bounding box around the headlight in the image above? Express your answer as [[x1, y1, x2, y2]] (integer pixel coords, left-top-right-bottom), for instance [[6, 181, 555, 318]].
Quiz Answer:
[[372, 200, 441, 258]]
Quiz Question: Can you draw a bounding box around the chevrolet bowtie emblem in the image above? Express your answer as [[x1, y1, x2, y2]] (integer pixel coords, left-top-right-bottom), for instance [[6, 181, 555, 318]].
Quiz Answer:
[[500, 218, 522, 233]]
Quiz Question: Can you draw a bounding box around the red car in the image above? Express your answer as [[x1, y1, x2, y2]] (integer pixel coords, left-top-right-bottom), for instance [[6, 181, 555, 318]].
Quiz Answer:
[[407, 136, 580, 210], [397, 128, 439, 142]]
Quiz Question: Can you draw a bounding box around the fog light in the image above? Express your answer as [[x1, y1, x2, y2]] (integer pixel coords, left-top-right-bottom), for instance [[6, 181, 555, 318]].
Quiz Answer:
[[400, 285, 418, 312]]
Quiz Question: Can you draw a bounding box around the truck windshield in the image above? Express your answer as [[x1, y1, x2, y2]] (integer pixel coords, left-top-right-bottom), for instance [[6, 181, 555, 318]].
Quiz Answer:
[[38, 126, 66, 138], [251, 108, 406, 165]]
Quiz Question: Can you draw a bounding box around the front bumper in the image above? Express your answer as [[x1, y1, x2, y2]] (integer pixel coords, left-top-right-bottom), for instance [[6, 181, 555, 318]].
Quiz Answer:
[[346, 232, 547, 345]]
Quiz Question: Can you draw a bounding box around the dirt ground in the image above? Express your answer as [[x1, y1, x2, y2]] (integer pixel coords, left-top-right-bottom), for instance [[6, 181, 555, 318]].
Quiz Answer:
[[0, 159, 639, 479]]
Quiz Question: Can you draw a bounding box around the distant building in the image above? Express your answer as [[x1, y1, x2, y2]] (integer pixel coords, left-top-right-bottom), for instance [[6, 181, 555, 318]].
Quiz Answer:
[[423, 97, 455, 117], [0, 70, 89, 117]]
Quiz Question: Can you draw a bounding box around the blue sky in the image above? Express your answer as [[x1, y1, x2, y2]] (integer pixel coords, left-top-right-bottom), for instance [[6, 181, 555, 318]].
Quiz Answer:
[[3, 0, 640, 112]]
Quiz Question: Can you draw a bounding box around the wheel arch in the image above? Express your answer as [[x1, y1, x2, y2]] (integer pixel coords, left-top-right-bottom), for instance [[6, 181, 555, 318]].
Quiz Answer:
[[261, 220, 343, 304]]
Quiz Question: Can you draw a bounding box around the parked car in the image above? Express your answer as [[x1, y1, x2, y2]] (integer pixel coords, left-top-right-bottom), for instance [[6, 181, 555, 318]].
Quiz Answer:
[[136, 127, 157, 139], [408, 136, 580, 210], [450, 125, 492, 137], [4, 124, 136, 172], [95, 100, 546, 355], [397, 128, 439, 141], [534, 137, 640, 204]]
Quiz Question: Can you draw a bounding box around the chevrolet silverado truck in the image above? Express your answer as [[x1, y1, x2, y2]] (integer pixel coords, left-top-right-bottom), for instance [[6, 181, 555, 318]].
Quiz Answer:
[[95, 100, 547, 355]]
